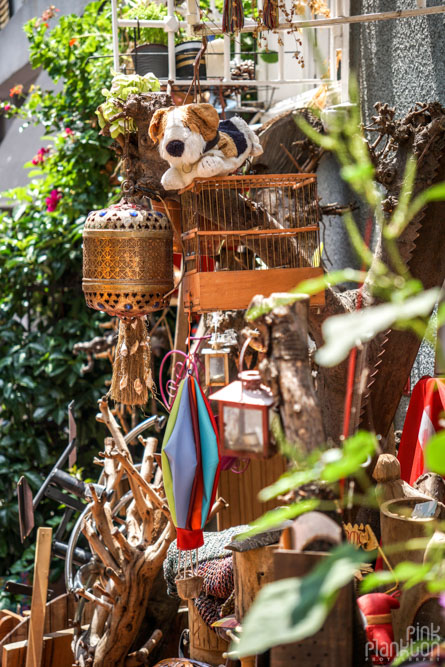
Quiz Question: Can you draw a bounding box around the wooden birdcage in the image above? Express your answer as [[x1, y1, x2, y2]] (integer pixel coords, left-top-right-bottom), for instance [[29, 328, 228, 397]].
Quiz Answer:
[[180, 174, 324, 313]]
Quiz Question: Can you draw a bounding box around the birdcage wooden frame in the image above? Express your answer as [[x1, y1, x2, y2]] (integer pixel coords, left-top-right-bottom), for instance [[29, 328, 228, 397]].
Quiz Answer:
[[180, 174, 324, 313]]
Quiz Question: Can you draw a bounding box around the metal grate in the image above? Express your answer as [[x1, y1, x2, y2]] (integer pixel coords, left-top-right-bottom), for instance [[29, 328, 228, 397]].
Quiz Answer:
[[181, 173, 320, 275]]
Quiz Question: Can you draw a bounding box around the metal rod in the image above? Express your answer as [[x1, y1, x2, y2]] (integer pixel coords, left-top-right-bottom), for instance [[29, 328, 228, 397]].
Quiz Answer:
[[111, 0, 120, 70], [223, 34, 231, 82], [123, 414, 166, 443], [194, 5, 445, 34], [117, 18, 188, 28], [341, 0, 350, 103]]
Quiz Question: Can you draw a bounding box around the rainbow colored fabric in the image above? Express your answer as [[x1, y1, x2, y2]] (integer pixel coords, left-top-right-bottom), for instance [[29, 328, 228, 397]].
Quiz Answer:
[[162, 376, 221, 550]]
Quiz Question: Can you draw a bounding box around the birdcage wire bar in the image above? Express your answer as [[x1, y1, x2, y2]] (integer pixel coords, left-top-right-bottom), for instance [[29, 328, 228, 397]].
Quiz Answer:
[[180, 174, 324, 313]]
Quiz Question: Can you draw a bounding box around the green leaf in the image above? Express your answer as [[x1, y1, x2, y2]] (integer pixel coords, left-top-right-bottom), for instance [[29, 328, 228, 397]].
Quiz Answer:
[[321, 431, 377, 482], [236, 499, 319, 540], [360, 561, 431, 593], [316, 288, 440, 367], [232, 544, 366, 658], [260, 50, 279, 64], [425, 430, 445, 475], [246, 269, 367, 321]]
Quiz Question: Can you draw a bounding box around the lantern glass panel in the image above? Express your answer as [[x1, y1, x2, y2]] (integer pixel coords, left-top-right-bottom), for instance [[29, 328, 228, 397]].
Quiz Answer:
[[209, 354, 226, 384], [222, 405, 264, 454]]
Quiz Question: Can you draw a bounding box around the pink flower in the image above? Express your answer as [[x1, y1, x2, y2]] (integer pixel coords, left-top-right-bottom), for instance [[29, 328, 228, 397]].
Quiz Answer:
[[45, 189, 62, 212], [64, 127, 74, 135], [31, 147, 50, 165], [4, 104, 10, 112]]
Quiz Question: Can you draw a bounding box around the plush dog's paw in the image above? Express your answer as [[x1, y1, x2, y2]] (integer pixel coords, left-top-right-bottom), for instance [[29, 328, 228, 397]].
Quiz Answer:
[[250, 140, 264, 157], [197, 155, 225, 177], [161, 168, 185, 191]]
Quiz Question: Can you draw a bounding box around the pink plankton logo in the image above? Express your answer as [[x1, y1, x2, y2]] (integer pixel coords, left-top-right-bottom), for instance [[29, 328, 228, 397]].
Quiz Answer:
[[365, 624, 442, 663]]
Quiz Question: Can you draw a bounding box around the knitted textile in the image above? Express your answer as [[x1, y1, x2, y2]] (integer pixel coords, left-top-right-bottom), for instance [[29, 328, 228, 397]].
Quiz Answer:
[[194, 556, 234, 628], [163, 525, 248, 598]]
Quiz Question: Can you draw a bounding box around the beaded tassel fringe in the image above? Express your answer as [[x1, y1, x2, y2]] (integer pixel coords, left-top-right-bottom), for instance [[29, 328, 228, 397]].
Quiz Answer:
[[111, 317, 154, 405]]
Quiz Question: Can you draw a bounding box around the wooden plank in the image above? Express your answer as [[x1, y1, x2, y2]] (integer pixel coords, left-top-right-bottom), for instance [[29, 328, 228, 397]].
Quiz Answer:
[[217, 454, 287, 530], [0, 594, 81, 660], [233, 545, 276, 621], [25, 527, 52, 667], [270, 550, 354, 667], [184, 268, 325, 313], [3, 629, 74, 667], [0, 619, 21, 645], [183, 225, 319, 239]]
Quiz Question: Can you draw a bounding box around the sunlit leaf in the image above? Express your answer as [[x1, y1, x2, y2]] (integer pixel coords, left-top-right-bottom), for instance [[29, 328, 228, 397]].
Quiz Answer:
[[232, 544, 366, 658], [360, 562, 431, 593], [425, 430, 445, 475], [236, 499, 319, 540], [316, 288, 440, 367]]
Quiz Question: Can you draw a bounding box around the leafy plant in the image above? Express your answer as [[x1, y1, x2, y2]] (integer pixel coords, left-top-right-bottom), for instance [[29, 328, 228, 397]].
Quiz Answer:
[[233, 84, 445, 657], [122, 0, 169, 46], [0, 1, 118, 580], [120, 0, 195, 47], [96, 71, 160, 138]]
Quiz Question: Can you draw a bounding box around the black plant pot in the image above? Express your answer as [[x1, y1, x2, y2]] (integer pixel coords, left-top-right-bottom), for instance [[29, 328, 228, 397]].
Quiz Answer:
[[175, 41, 206, 80], [131, 43, 169, 78]]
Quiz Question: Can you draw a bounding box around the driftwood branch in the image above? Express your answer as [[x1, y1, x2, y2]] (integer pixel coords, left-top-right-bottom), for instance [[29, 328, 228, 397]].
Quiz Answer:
[[74, 398, 175, 667]]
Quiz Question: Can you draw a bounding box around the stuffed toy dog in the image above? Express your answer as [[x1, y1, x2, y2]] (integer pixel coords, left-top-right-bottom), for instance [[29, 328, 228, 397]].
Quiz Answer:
[[149, 103, 263, 190]]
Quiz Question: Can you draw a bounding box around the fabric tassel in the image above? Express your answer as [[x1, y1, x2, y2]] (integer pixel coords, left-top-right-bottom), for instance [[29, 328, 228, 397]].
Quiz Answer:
[[111, 317, 154, 405], [222, 0, 244, 33], [262, 0, 279, 29]]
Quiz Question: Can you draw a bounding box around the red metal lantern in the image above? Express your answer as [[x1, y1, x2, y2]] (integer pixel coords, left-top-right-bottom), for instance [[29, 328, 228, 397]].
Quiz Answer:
[[210, 370, 274, 459]]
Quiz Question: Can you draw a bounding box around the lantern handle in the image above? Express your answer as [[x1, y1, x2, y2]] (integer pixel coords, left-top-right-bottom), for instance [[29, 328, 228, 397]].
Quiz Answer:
[[239, 337, 252, 376]]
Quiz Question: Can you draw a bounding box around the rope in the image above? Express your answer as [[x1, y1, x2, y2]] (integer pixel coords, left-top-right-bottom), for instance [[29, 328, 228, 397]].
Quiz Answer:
[[163, 525, 248, 597], [184, 37, 208, 103]]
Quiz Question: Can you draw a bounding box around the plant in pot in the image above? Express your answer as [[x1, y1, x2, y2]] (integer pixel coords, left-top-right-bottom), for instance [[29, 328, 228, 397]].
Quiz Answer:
[[121, 0, 169, 78], [175, 34, 206, 80]]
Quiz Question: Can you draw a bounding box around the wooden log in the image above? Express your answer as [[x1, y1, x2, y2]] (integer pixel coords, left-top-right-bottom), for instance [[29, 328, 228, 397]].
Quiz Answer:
[[250, 294, 325, 452], [25, 527, 52, 667], [187, 601, 228, 666], [3, 628, 74, 667], [372, 454, 431, 506], [270, 550, 354, 667], [380, 496, 445, 568], [233, 545, 276, 622]]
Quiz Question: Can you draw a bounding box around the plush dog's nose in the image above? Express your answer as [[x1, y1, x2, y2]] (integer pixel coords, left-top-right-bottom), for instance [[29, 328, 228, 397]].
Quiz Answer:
[[165, 140, 185, 157]]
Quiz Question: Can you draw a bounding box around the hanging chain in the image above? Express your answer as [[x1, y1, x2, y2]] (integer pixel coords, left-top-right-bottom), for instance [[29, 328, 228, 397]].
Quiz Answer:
[[121, 114, 135, 199]]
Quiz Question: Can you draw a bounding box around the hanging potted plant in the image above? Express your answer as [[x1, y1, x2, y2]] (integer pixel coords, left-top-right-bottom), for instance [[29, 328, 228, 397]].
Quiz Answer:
[[122, 0, 169, 78]]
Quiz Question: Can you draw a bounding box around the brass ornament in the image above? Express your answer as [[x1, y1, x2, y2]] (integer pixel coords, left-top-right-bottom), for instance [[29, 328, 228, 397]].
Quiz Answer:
[[82, 201, 173, 319]]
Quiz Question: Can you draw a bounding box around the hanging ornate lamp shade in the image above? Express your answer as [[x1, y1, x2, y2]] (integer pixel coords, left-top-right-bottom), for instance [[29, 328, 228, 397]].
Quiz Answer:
[[83, 201, 173, 318], [82, 200, 174, 405]]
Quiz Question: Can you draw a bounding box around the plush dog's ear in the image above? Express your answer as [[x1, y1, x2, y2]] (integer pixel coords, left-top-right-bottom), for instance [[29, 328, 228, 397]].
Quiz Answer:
[[185, 104, 219, 141], [149, 108, 169, 143]]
